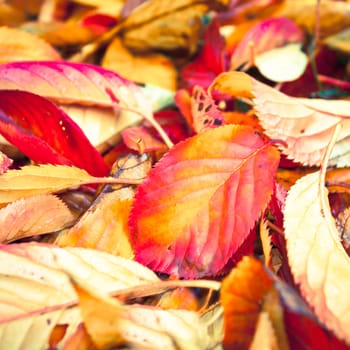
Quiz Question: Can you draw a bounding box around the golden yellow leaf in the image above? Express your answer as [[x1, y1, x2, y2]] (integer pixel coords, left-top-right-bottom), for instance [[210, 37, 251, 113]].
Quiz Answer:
[[0, 26, 61, 63], [276, 0, 350, 39], [284, 171, 350, 345], [103, 37, 177, 91], [56, 193, 134, 259], [0, 164, 139, 204]]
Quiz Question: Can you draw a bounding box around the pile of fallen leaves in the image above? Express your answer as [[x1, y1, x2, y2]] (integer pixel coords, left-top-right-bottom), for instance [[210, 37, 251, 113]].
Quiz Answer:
[[1, 0, 350, 349]]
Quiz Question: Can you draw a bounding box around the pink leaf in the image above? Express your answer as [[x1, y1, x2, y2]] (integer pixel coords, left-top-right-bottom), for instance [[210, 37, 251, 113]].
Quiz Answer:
[[0, 90, 109, 176], [0, 61, 152, 118], [230, 17, 304, 70], [181, 19, 226, 89]]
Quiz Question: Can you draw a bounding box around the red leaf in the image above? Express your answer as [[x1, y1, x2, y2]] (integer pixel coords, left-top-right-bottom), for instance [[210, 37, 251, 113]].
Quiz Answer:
[[129, 125, 280, 278], [0, 90, 109, 176], [181, 19, 226, 89]]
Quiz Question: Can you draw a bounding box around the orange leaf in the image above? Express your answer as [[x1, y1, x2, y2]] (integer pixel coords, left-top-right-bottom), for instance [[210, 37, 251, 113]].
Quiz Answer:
[[129, 125, 280, 278], [56, 193, 134, 259], [0, 194, 74, 243], [220, 256, 274, 349], [0, 26, 61, 63]]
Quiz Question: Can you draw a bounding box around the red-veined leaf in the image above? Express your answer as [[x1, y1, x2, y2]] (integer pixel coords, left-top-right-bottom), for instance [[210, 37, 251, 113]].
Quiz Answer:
[[129, 125, 280, 278], [0, 90, 109, 176]]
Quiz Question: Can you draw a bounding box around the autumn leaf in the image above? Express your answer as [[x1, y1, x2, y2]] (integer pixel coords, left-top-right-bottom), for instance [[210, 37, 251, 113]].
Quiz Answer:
[[0, 164, 140, 204], [220, 256, 287, 350], [0, 243, 159, 349], [0, 90, 110, 176], [74, 281, 219, 350], [230, 17, 304, 71], [210, 71, 350, 166], [102, 37, 178, 91], [181, 19, 226, 89], [0, 26, 61, 63], [56, 193, 134, 259], [0, 194, 74, 243], [129, 124, 280, 278], [284, 171, 350, 345]]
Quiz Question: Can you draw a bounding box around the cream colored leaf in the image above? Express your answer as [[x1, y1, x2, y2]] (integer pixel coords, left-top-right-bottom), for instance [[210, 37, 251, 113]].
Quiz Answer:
[[255, 43, 308, 83], [0, 194, 74, 243], [249, 312, 279, 350], [252, 78, 350, 166], [0, 243, 159, 349], [0, 164, 135, 204], [284, 171, 350, 344], [74, 281, 217, 350], [0, 26, 61, 63], [210, 72, 350, 166]]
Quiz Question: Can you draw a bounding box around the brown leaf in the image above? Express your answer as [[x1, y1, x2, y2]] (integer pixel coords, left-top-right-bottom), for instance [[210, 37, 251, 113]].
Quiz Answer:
[[120, 0, 230, 55], [0, 194, 74, 243]]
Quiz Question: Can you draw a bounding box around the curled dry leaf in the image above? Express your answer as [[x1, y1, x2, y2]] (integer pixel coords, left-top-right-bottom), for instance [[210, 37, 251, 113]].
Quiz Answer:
[[73, 279, 221, 350], [210, 71, 350, 166], [130, 125, 280, 278], [0, 26, 61, 64], [120, 0, 230, 55], [284, 171, 350, 345], [0, 194, 74, 243], [0, 243, 159, 349]]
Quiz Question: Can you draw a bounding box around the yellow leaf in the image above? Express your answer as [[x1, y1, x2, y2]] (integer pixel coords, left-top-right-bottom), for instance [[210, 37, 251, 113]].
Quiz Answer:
[[103, 37, 177, 91], [0, 243, 159, 348], [0, 164, 137, 204], [255, 43, 308, 83], [74, 280, 216, 350], [277, 0, 350, 39], [56, 194, 134, 259], [0, 26, 61, 63], [209, 71, 254, 99], [284, 171, 350, 345]]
